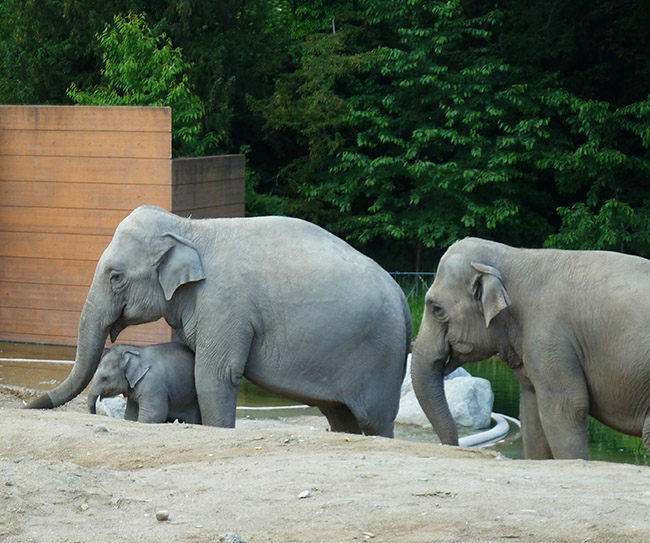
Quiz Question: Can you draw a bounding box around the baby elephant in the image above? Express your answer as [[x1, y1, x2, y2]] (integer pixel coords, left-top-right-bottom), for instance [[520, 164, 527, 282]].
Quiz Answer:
[[88, 342, 201, 424]]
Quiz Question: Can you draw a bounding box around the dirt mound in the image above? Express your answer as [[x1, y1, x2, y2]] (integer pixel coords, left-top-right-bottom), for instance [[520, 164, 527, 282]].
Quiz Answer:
[[1, 387, 649, 542]]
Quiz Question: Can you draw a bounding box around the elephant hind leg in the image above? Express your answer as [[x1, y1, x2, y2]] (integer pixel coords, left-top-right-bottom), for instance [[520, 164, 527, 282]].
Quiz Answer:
[[348, 401, 396, 438], [320, 405, 362, 434], [357, 416, 395, 439], [643, 413, 650, 454]]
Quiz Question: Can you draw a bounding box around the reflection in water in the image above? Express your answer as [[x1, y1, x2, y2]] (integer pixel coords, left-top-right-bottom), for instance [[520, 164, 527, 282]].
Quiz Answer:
[[0, 360, 73, 391]]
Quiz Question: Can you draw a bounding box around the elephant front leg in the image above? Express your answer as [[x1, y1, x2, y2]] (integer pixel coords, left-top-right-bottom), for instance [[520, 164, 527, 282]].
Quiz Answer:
[[522, 345, 590, 459], [195, 376, 239, 427], [136, 395, 169, 423], [531, 375, 590, 459], [535, 388, 590, 459], [194, 339, 251, 428]]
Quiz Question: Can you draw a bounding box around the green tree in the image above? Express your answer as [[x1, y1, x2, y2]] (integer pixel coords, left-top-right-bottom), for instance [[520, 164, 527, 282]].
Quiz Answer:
[[542, 91, 650, 254], [255, 0, 650, 264], [0, 0, 102, 103], [481, 0, 650, 256], [153, 0, 295, 157], [67, 12, 216, 157], [3, 0, 650, 262], [256, 0, 554, 265]]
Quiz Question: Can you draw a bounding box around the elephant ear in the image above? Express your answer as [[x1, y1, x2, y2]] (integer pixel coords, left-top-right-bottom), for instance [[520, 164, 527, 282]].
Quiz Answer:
[[157, 232, 206, 301], [470, 262, 511, 328], [122, 350, 150, 389]]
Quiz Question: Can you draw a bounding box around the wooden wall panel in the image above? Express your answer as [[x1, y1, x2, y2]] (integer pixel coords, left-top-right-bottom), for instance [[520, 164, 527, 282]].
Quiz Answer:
[[172, 155, 245, 218], [0, 232, 113, 261], [0, 156, 170, 184], [0, 256, 97, 286], [0, 104, 170, 132], [0, 257, 96, 286], [1, 182, 169, 209], [1, 283, 90, 312], [0, 208, 136, 236], [172, 155, 245, 184], [180, 204, 246, 220], [0, 129, 170, 159], [0, 307, 170, 345], [1, 106, 245, 349], [0, 105, 172, 346]]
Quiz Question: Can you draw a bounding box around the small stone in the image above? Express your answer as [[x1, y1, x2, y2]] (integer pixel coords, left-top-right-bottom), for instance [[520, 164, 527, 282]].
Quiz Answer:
[[219, 532, 246, 543], [298, 490, 311, 499], [79, 503, 89, 511], [95, 426, 109, 433], [156, 510, 170, 521]]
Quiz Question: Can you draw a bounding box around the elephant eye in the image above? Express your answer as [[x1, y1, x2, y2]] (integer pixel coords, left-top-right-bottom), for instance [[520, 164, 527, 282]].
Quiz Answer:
[[109, 270, 127, 291], [428, 301, 448, 322]]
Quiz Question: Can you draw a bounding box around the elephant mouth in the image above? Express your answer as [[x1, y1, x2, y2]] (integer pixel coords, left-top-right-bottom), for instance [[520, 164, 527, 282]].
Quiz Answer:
[[109, 301, 128, 343], [110, 320, 127, 343], [443, 350, 463, 376], [443, 341, 475, 375]]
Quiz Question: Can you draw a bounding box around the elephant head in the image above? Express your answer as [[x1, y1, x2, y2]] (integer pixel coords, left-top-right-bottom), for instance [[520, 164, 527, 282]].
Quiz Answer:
[[87, 346, 150, 413], [411, 238, 511, 445], [26, 206, 205, 410]]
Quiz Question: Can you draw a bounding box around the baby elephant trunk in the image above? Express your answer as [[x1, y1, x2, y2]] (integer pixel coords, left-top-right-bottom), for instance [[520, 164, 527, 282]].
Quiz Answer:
[[87, 392, 100, 414]]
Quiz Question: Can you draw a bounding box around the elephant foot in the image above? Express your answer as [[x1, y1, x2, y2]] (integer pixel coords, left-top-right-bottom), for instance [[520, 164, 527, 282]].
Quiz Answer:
[[319, 405, 362, 434]]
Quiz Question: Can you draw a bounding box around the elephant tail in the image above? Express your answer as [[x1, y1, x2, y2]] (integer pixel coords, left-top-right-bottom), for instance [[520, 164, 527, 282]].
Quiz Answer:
[[400, 289, 413, 383]]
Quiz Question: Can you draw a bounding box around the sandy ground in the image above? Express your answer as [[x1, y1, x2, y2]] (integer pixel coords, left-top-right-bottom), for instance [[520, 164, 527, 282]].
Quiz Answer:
[[1, 386, 650, 543]]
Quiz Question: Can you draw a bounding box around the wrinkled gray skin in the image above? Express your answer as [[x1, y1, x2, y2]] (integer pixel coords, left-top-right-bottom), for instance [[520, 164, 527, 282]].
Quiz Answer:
[[412, 237, 650, 459], [27, 205, 411, 436], [88, 342, 201, 424]]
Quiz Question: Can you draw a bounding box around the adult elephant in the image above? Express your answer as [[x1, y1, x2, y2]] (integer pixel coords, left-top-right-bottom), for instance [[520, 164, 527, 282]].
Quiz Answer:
[[412, 237, 650, 459], [27, 206, 412, 436]]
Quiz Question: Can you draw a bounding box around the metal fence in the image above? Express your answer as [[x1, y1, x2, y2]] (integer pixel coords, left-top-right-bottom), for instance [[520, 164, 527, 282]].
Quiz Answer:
[[389, 272, 435, 298]]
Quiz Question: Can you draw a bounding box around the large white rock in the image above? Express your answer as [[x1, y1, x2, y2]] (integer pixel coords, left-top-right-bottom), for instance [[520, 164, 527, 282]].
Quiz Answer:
[[397, 356, 494, 429], [443, 376, 494, 429], [96, 396, 127, 419]]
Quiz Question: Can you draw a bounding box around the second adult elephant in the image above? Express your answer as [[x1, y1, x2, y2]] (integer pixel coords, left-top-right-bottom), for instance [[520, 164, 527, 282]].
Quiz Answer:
[[412, 237, 650, 459], [27, 206, 412, 436]]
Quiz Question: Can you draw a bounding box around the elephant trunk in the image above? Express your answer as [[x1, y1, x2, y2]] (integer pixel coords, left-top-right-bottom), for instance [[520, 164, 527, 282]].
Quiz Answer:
[[87, 391, 100, 414], [25, 291, 110, 410], [411, 331, 459, 446]]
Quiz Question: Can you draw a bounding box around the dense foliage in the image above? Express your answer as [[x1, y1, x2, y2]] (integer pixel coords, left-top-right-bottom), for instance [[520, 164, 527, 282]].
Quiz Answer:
[[1, 0, 649, 268], [67, 13, 213, 156]]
